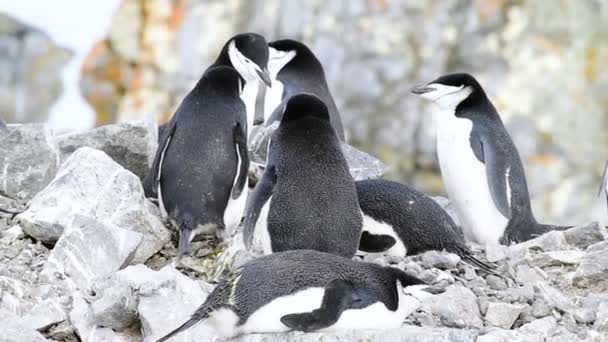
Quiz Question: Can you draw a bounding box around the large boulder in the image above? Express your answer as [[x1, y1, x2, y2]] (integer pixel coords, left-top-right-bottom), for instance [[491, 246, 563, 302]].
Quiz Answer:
[[573, 240, 608, 290], [0, 309, 48, 342], [53, 119, 158, 179], [17, 147, 170, 263], [0, 124, 59, 200], [40, 215, 142, 290], [423, 285, 483, 329]]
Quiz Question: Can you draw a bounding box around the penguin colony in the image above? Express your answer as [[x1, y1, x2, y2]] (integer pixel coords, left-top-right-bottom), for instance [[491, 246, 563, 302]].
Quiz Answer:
[[146, 33, 587, 341]]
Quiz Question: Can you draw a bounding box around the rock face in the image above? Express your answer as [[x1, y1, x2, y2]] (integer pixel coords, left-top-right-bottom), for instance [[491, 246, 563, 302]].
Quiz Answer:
[[425, 285, 483, 329], [485, 302, 526, 328], [17, 147, 170, 263], [0, 309, 48, 342], [40, 215, 141, 290], [573, 240, 608, 290], [0, 124, 59, 200], [54, 119, 158, 179]]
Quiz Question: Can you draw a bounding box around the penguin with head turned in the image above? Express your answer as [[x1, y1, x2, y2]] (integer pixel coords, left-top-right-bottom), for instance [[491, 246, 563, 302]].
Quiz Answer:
[[411, 73, 569, 245], [356, 179, 497, 275], [145, 66, 249, 258], [155, 249, 441, 341], [145, 33, 270, 199], [242, 93, 362, 257], [262, 39, 345, 140]]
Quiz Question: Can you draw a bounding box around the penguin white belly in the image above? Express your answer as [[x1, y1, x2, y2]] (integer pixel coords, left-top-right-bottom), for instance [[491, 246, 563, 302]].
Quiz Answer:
[[358, 213, 407, 257], [263, 80, 284, 122], [436, 113, 508, 245], [252, 197, 272, 255], [241, 81, 258, 139], [223, 144, 248, 236]]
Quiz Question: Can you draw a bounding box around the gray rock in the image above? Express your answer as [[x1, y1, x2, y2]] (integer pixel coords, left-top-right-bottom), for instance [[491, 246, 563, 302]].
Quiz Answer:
[[69, 291, 135, 341], [91, 281, 139, 330], [421, 251, 461, 270], [18, 147, 170, 262], [519, 316, 557, 336], [546, 332, 588, 342], [595, 301, 608, 331], [573, 240, 608, 289], [533, 282, 574, 313], [485, 302, 526, 328], [0, 309, 48, 342], [54, 119, 158, 179], [486, 275, 508, 291], [531, 298, 552, 318], [40, 215, 142, 290], [564, 222, 606, 249], [485, 244, 508, 263], [515, 265, 547, 284], [46, 321, 76, 341], [21, 298, 67, 331], [0, 124, 59, 200], [573, 307, 596, 324], [424, 285, 483, 329], [477, 329, 542, 342], [508, 231, 569, 261], [529, 250, 585, 268], [342, 142, 388, 180]]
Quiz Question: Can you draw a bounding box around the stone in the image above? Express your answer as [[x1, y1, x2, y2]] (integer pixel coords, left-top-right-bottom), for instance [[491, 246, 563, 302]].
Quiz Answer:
[[40, 215, 142, 290], [529, 250, 585, 268], [573, 240, 608, 289], [0, 309, 48, 342], [0, 225, 24, 243], [476, 329, 542, 342], [508, 231, 569, 261], [595, 301, 608, 331], [341, 142, 388, 180], [0, 124, 59, 200], [421, 251, 461, 270], [91, 281, 139, 330], [515, 265, 548, 284], [546, 332, 588, 342], [573, 307, 596, 324], [564, 222, 606, 249], [46, 321, 76, 341], [485, 302, 527, 329], [54, 119, 158, 179], [17, 147, 170, 262], [69, 291, 133, 341], [531, 298, 552, 318], [485, 244, 508, 263], [424, 285, 483, 329], [519, 316, 557, 336], [533, 282, 574, 313], [486, 275, 507, 291], [22, 298, 67, 331]]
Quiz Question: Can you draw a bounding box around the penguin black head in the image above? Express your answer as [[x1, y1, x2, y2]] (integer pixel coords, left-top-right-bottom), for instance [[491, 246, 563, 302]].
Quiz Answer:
[[267, 39, 322, 77], [196, 66, 244, 97], [411, 73, 488, 111], [216, 33, 271, 86], [281, 93, 330, 123]]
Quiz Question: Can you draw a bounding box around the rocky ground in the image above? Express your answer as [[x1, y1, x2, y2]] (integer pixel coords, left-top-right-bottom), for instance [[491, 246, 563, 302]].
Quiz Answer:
[[1, 121, 608, 342]]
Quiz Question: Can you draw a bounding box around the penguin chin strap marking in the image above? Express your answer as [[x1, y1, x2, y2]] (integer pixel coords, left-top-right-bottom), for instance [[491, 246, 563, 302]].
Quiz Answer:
[[431, 84, 467, 104]]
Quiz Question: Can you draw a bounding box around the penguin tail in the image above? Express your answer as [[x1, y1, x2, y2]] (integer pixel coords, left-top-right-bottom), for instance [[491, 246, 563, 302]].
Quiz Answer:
[[460, 254, 506, 279]]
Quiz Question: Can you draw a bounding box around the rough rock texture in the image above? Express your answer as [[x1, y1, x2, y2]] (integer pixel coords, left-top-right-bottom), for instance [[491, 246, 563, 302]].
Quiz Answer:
[[0, 124, 59, 200], [53, 119, 158, 179], [40, 215, 141, 290], [424, 285, 483, 329], [573, 240, 608, 290], [485, 302, 526, 328], [22, 298, 68, 331], [0, 309, 48, 342], [17, 147, 170, 262]]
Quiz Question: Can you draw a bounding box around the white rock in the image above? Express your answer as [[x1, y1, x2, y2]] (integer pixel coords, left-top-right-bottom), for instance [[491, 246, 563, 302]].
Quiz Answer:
[[54, 119, 158, 179], [564, 222, 606, 249], [18, 147, 170, 262], [22, 298, 67, 331], [0, 309, 48, 342], [485, 243, 508, 262], [595, 301, 608, 331], [533, 282, 574, 313], [40, 215, 142, 290], [477, 329, 542, 342], [530, 250, 585, 268], [515, 265, 547, 284], [485, 302, 526, 328], [91, 281, 139, 331], [424, 284, 483, 328], [0, 124, 59, 200], [573, 240, 608, 290], [519, 316, 557, 335]]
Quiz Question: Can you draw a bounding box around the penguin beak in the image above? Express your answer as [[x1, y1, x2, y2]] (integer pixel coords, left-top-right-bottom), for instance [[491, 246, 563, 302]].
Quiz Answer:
[[257, 67, 272, 87], [410, 84, 434, 95]]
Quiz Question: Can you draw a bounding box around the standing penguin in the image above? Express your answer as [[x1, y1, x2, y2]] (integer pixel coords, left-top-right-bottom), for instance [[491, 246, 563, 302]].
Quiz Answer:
[[600, 160, 608, 212], [262, 39, 345, 140], [155, 250, 440, 341], [411, 73, 568, 245], [356, 179, 496, 274], [242, 93, 362, 257], [147, 66, 249, 257]]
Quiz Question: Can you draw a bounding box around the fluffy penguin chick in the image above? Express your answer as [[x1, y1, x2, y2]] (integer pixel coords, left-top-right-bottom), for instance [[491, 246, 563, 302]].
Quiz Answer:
[[155, 250, 441, 341], [356, 179, 498, 275], [242, 93, 362, 257], [412, 73, 570, 245]]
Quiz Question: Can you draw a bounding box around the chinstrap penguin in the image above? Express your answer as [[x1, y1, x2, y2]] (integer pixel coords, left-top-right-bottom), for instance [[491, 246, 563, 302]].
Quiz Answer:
[[155, 250, 441, 341], [242, 93, 362, 257], [262, 39, 345, 140], [145, 66, 249, 257], [356, 179, 497, 275], [144, 33, 271, 199], [411, 73, 569, 245]]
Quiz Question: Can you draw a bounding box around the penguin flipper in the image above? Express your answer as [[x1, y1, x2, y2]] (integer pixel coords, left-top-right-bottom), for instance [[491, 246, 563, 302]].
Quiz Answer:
[[231, 122, 250, 199], [148, 120, 177, 197], [474, 133, 512, 219], [598, 160, 608, 205], [242, 164, 276, 249], [280, 279, 376, 332], [358, 231, 396, 253]]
